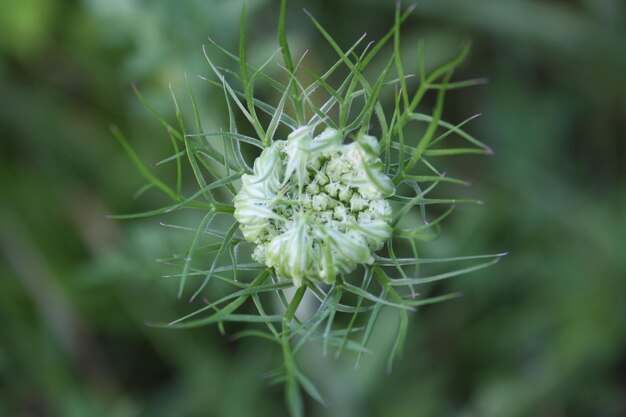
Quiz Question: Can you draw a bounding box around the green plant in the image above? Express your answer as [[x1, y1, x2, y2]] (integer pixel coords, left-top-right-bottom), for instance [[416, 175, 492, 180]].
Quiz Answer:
[[112, 2, 502, 415]]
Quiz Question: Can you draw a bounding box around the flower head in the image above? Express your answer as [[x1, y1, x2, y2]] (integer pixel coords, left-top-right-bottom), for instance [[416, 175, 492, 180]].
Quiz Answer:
[[234, 127, 394, 287], [114, 5, 502, 414]]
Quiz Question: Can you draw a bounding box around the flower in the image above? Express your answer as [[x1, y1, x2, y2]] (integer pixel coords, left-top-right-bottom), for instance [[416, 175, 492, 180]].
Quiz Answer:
[[234, 127, 394, 287]]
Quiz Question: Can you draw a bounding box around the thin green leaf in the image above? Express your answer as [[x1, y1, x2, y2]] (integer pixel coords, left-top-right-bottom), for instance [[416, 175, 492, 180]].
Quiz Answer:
[[279, 0, 304, 125], [190, 222, 240, 301], [110, 125, 178, 201], [389, 257, 503, 286], [178, 210, 215, 298]]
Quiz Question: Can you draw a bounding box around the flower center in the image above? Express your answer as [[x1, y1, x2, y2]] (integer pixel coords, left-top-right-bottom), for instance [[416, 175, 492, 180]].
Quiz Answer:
[[234, 127, 394, 287]]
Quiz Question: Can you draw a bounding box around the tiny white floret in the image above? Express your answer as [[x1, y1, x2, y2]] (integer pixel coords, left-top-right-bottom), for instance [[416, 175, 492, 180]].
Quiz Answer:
[[234, 128, 394, 286]]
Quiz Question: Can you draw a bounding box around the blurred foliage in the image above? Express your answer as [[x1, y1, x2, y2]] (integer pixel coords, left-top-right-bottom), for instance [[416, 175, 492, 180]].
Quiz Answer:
[[1, 0, 625, 416]]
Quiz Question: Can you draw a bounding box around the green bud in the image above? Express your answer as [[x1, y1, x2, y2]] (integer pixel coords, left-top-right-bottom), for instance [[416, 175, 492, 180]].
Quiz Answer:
[[233, 127, 394, 286]]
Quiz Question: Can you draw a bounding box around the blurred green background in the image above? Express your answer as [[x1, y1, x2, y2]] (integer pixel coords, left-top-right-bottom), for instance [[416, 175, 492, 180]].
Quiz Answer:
[[1, 0, 625, 416]]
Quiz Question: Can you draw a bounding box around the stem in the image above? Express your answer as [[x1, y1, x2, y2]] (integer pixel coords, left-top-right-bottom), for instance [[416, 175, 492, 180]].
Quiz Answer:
[[284, 285, 307, 323], [212, 202, 235, 213], [281, 285, 307, 417]]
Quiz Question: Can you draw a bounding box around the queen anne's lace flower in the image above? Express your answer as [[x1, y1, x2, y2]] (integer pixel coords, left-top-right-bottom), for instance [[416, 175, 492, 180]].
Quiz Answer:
[[234, 127, 394, 287]]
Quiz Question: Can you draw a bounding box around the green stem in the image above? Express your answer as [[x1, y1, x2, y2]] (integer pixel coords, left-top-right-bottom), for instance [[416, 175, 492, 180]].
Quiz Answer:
[[281, 285, 307, 417], [284, 285, 306, 323], [212, 202, 235, 213]]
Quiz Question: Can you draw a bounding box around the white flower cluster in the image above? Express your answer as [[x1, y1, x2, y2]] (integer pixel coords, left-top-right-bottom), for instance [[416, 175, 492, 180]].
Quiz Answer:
[[234, 126, 394, 287]]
